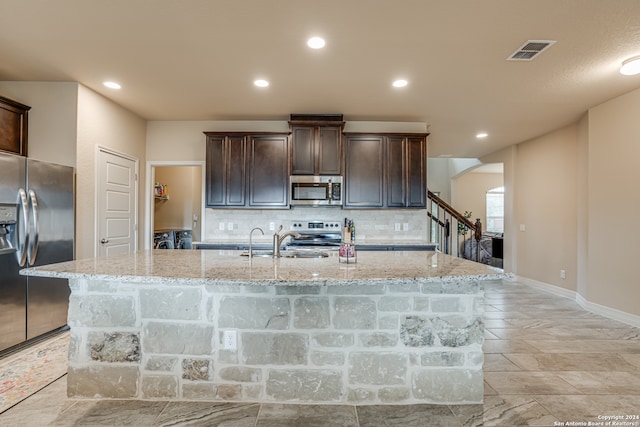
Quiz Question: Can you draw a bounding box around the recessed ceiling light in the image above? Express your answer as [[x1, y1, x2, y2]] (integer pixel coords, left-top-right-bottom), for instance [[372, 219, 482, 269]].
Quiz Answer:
[[307, 37, 326, 49], [254, 79, 269, 87], [476, 132, 488, 139], [620, 55, 640, 75], [103, 81, 121, 89], [392, 79, 408, 88]]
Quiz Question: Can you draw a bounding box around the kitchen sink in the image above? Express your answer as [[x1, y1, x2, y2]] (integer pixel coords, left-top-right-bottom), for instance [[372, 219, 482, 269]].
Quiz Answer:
[[282, 250, 329, 258], [240, 250, 329, 258], [240, 250, 274, 257]]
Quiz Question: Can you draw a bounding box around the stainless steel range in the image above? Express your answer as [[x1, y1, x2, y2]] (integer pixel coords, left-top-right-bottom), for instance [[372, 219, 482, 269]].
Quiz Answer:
[[288, 220, 342, 248]]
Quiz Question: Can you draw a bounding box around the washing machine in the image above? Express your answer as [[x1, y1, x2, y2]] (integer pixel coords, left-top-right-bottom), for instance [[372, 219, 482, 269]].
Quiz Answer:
[[175, 230, 192, 249], [153, 231, 175, 249]]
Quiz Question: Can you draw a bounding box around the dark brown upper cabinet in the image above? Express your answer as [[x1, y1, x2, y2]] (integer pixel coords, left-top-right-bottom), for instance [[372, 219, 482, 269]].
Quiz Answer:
[[387, 135, 427, 208], [0, 95, 30, 156], [204, 132, 289, 209], [344, 134, 385, 207], [248, 134, 289, 208], [205, 134, 247, 207], [344, 133, 428, 209], [290, 114, 344, 175]]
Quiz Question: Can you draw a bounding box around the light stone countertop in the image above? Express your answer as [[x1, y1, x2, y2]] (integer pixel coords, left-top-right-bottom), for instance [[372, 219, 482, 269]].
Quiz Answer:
[[21, 250, 508, 286], [193, 238, 435, 246]]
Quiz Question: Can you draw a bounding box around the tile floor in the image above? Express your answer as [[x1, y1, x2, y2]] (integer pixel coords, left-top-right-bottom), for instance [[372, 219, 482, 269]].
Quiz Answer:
[[0, 279, 639, 426]]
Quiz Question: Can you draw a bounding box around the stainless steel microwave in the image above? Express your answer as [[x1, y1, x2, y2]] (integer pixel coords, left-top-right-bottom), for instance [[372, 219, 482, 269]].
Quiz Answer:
[[290, 176, 342, 206]]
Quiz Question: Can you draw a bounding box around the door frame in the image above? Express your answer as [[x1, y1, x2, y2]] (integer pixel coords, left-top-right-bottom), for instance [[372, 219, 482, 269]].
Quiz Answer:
[[145, 160, 206, 250], [95, 146, 139, 257]]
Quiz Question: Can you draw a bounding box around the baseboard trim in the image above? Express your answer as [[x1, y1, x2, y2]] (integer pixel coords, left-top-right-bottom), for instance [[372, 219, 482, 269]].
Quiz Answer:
[[575, 293, 640, 328], [515, 276, 577, 299], [514, 275, 640, 328]]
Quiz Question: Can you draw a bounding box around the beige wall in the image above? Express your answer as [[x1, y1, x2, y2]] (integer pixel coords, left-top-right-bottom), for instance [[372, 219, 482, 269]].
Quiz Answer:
[[481, 126, 579, 290], [0, 82, 147, 260], [513, 125, 579, 291], [146, 121, 289, 162], [576, 114, 589, 299], [76, 85, 146, 259], [451, 172, 503, 230], [481, 88, 640, 318], [154, 166, 201, 232], [587, 87, 640, 316], [0, 81, 77, 167], [426, 158, 452, 203], [191, 167, 203, 240]]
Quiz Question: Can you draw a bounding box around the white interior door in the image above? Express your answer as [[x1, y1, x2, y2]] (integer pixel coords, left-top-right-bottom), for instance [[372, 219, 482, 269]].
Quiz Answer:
[[97, 149, 138, 256]]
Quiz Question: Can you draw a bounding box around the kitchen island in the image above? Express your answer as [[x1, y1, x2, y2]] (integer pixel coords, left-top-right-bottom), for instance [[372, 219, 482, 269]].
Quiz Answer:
[[23, 250, 506, 405]]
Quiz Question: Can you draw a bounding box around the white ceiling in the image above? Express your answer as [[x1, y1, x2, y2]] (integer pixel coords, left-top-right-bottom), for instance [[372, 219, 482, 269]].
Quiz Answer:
[[2, 0, 640, 158]]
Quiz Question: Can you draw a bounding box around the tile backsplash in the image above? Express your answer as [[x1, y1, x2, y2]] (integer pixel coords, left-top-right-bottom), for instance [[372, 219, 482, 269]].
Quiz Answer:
[[203, 208, 429, 244]]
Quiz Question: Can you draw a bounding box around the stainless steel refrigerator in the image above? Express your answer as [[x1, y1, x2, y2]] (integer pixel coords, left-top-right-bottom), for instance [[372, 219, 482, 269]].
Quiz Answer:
[[0, 152, 74, 353]]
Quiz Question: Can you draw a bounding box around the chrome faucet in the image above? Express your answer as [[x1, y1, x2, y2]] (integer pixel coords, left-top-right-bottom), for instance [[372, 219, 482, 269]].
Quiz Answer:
[[272, 225, 301, 257], [249, 227, 264, 259]]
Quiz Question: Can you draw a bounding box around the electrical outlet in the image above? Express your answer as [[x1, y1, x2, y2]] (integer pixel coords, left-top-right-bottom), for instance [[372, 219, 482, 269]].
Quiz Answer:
[[227, 222, 233, 230], [560, 269, 566, 279], [395, 223, 401, 231], [403, 223, 409, 231], [219, 222, 225, 231], [520, 224, 526, 232], [223, 330, 237, 350], [269, 222, 275, 231]]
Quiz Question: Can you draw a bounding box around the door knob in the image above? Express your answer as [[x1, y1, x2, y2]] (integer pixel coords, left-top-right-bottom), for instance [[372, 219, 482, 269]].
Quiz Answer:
[[100, 238, 109, 244]]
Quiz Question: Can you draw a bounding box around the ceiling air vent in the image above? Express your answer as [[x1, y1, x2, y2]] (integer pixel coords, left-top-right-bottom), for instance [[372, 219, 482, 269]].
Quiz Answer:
[[507, 40, 556, 61]]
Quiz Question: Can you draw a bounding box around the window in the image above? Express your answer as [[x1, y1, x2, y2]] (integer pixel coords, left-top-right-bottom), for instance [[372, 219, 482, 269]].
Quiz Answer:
[[486, 187, 504, 233]]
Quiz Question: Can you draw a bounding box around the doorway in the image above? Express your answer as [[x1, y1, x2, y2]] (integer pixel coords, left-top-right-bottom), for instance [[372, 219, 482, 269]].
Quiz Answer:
[[146, 161, 205, 250]]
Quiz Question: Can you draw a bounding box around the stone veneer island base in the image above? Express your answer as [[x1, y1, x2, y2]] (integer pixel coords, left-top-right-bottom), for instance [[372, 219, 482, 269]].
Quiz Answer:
[[23, 250, 506, 405]]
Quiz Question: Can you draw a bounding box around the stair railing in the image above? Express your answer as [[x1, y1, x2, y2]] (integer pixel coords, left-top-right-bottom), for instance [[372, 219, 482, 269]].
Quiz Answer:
[[427, 191, 483, 262]]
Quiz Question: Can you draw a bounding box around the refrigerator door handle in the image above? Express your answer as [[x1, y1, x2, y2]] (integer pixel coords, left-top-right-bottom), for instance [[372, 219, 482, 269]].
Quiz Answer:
[[27, 189, 40, 266], [16, 188, 29, 267]]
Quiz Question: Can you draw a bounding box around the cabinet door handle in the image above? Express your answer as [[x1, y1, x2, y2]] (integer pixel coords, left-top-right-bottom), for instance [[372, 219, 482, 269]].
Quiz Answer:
[[100, 238, 109, 244]]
